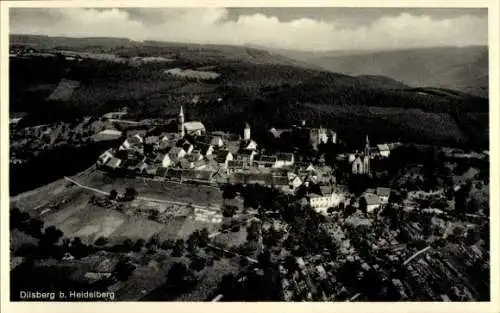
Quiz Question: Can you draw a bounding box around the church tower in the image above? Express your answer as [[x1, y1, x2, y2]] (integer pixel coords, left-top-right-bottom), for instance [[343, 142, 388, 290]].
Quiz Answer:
[[178, 105, 185, 138], [244, 122, 251, 141], [365, 134, 370, 156], [364, 134, 371, 174]]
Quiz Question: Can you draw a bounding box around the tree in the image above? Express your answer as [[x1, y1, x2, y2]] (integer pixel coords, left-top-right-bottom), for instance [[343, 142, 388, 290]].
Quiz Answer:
[[190, 254, 207, 272], [172, 239, 185, 257], [26, 218, 44, 238], [222, 185, 237, 199], [167, 262, 190, 287], [10, 207, 30, 230], [108, 189, 118, 200], [41, 226, 63, 246], [115, 258, 136, 281], [359, 197, 368, 214], [94, 236, 109, 246], [222, 205, 237, 218], [123, 187, 137, 201], [132, 239, 145, 252]]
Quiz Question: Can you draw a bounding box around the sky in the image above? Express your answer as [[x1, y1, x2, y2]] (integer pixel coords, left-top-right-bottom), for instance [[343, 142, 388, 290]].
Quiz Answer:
[[9, 7, 488, 51]]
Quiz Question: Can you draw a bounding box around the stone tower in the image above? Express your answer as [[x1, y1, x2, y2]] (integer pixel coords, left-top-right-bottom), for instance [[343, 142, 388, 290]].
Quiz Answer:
[[244, 122, 251, 141], [179, 105, 185, 138]]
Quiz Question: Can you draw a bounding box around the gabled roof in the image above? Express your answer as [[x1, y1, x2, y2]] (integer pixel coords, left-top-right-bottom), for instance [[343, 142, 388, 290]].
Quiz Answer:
[[255, 155, 277, 163], [377, 144, 390, 151], [363, 193, 380, 206], [376, 187, 391, 197], [184, 121, 206, 131], [106, 157, 122, 168]]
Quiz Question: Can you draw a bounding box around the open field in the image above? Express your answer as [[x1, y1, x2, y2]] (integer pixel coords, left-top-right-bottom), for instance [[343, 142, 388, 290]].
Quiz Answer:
[[11, 167, 223, 245], [80, 171, 223, 207]]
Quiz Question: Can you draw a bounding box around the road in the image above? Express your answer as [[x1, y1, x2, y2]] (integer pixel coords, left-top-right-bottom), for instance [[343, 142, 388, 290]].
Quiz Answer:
[[402, 246, 431, 266], [63, 176, 220, 211]]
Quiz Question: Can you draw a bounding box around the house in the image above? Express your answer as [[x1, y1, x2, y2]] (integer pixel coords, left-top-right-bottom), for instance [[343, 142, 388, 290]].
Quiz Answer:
[[214, 150, 233, 168], [362, 193, 381, 213], [92, 129, 123, 142], [184, 121, 206, 136], [168, 147, 186, 163], [119, 134, 143, 151], [309, 185, 345, 214], [377, 144, 391, 158], [254, 155, 278, 168], [376, 187, 392, 204], [104, 157, 122, 170], [97, 149, 114, 166], [240, 139, 258, 151], [275, 153, 294, 168], [237, 149, 258, 163], [161, 153, 173, 168], [227, 160, 250, 171], [288, 174, 303, 191]]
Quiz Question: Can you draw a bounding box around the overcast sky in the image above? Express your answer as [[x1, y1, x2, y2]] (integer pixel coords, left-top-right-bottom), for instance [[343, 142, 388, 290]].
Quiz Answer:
[[10, 7, 488, 51]]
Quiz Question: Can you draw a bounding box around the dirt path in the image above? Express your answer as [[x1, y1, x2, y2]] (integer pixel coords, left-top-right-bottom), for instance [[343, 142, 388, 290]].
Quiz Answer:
[[63, 176, 220, 211]]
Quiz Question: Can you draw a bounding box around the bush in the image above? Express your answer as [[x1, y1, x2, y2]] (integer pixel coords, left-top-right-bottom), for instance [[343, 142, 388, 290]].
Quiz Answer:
[[108, 189, 118, 200], [94, 236, 109, 246]]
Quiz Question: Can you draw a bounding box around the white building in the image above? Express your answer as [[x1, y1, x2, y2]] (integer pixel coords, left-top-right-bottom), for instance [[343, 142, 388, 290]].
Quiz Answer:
[[275, 153, 295, 168]]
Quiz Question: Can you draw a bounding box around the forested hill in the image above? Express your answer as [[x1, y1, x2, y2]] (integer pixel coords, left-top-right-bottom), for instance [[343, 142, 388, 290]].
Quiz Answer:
[[277, 46, 488, 98], [10, 35, 488, 149]]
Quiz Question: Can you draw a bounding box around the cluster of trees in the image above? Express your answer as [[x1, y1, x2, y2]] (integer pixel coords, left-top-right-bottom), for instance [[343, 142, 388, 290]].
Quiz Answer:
[[10, 140, 120, 196]]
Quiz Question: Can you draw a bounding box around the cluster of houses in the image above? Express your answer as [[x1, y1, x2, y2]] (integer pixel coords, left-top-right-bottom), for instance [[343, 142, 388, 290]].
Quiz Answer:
[[96, 105, 398, 214]]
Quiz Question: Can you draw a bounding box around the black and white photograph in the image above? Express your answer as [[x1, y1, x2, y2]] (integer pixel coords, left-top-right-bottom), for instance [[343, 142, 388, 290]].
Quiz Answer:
[[2, 1, 498, 309]]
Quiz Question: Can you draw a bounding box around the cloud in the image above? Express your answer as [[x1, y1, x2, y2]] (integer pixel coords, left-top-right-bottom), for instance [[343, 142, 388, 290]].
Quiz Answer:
[[9, 8, 488, 51]]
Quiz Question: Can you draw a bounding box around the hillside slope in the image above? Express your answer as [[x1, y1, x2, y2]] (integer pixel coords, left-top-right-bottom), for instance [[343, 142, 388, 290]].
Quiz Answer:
[[9, 35, 488, 149], [278, 46, 488, 97]]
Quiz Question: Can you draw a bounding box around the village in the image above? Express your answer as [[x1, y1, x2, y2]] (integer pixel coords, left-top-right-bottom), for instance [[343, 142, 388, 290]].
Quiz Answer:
[[87, 104, 490, 301], [95, 105, 401, 216]]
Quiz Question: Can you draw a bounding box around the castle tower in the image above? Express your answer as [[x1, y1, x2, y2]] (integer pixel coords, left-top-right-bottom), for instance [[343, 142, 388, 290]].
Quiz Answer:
[[244, 122, 251, 141], [178, 105, 185, 137]]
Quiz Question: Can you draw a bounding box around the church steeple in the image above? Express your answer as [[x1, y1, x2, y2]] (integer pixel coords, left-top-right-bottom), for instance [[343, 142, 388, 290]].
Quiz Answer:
[[179, 105, 185, 137], [365, 134, 370, 155]]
